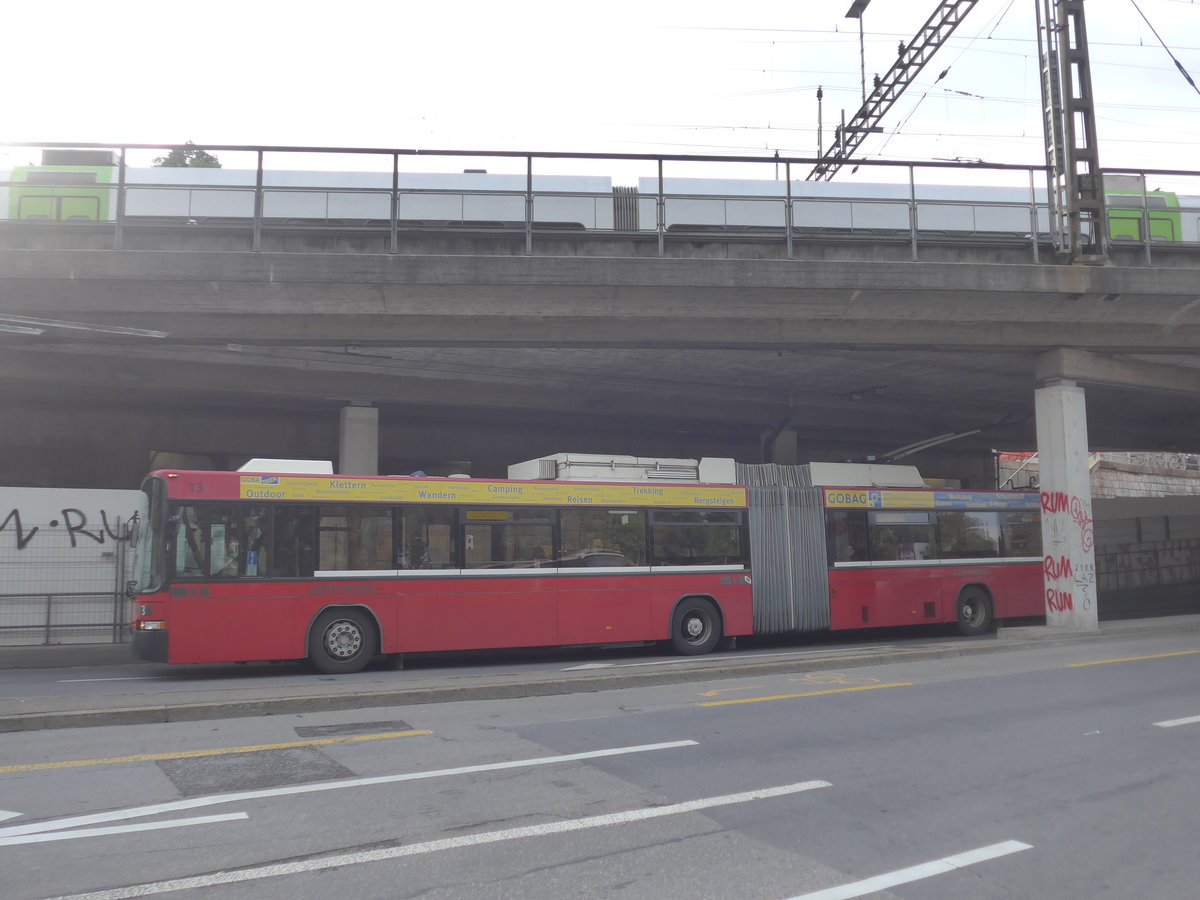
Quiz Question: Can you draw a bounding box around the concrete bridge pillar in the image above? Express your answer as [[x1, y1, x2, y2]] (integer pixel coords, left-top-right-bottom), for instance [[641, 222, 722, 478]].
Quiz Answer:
[[339, 402, 379, 475], [1034, 380, 1099, 630]]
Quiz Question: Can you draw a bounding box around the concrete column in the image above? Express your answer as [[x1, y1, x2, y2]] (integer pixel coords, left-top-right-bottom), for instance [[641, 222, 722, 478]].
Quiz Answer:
[[338, 403, 379, 475], [766, 428, 799, 465], [1034, 381, 1098, 630]]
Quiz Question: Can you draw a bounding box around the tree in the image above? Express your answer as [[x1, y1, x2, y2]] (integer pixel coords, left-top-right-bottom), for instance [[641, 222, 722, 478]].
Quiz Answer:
[[152, 142, 221, 168]]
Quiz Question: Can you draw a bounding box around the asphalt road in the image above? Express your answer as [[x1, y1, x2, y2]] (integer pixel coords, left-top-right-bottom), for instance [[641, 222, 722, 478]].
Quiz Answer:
[[2, 616, 1197, 732], [3, 622, 1200, 899]]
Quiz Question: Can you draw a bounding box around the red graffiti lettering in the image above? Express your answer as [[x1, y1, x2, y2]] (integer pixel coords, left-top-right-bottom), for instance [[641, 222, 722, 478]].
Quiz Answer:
[[1044, 555, 1074, 580], [1040, 491, 1095, 554], [1041, 491, 1071, 513], [1046, 588, 1074, 612]]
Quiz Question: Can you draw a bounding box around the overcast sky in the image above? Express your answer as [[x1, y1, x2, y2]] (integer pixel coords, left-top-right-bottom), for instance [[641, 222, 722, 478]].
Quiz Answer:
[[3, 0, 1198, 181]]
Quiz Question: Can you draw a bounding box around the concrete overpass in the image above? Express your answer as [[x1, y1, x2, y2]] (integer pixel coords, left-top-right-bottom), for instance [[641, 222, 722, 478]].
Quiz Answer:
[[2, 236, 1199, 489], [1, 144, 1199, 491]]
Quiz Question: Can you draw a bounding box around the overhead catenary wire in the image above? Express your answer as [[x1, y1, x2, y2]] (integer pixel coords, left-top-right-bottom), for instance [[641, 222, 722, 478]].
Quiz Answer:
[[869, 0, 1020, 160], [650, 7, 1200, 163], [1128, 0, 1200, 95], [364, 11, 1200, 163]]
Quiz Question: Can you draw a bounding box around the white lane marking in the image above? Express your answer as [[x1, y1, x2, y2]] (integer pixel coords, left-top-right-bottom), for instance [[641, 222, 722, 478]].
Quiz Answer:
[[786, 840, 1034, 900], [0, 814, 247, 847], [0, 810, 21, 822], [1154, 714, 1200, 728], [563, 647, 895, 670], [44, 780, 832, 900], [0, 740, 696, 839], [57, 677, 164, 683]]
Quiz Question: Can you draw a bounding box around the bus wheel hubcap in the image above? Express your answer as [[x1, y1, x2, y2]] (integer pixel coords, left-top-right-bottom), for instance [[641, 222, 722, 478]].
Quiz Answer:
[[685, 616, 705, 639], [326, 622, 362, 659]]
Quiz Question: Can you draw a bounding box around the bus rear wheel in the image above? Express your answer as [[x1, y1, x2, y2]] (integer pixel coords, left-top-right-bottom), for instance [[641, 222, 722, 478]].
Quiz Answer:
[[955, 588, 993, 637], [671, 598, 722, 655], [308, 608, 377, 674]]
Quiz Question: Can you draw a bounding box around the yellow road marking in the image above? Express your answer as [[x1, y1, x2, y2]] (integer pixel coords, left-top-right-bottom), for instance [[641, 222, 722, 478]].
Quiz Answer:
[[698, 686, 765, 697], [0, 729, 432, 773], [699, 682, 914, 707], [1069, 650, 1200, 668], [790, 672, 882, 686]]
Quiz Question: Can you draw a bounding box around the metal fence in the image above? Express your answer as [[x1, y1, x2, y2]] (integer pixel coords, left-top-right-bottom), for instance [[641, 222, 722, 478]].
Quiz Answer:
[[0, 591, 130, 646], [0, 516, 134, 646], [4, 141, 1199, 263]]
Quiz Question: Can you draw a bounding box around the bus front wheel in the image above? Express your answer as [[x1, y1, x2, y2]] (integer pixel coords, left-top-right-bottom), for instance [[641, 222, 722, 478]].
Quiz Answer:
[[955, 588, 993, 637], [308, 608, 377, 674], [671, 598, 722, 655]]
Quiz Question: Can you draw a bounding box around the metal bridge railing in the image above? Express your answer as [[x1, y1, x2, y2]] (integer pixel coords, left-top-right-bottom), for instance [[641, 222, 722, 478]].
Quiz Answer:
[[3, 142, 1200, 264]]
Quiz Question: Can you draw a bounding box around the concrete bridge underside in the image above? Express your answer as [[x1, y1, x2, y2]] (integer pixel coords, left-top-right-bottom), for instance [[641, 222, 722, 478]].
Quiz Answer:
[[1, 243, 1199, 488]]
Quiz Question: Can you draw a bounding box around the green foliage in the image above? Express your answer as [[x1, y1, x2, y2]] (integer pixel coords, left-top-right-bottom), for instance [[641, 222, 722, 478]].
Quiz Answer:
[[152, 142, 221, 168]]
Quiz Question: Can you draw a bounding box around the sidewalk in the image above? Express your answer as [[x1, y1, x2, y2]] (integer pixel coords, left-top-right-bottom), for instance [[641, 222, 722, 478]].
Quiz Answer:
[[0, 642, 134, 670], [1, 614, 1198, 733]]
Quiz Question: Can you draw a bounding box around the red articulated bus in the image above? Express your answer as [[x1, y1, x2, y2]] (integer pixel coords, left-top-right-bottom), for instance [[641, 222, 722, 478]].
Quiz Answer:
[[130, 456, 1043, 673]]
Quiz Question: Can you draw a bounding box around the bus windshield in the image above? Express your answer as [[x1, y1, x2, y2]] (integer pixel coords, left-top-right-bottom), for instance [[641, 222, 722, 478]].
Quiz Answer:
[[136, 476, 167, 594]]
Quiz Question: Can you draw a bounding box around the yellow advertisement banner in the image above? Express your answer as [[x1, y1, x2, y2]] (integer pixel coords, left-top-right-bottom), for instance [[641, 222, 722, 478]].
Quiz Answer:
[[822, 488, 1038, 510], [822, 489, 936, 509], [239, 475, 747, 509]]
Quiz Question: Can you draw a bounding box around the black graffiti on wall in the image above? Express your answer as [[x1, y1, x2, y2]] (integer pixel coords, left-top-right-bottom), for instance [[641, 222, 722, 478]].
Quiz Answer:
[[0, 508, 139, 550]]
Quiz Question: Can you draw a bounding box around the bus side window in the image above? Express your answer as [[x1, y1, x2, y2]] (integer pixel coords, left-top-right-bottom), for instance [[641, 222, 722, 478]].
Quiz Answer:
[[318, 505, 393, 571], [937, 510, 1001, 559], [649, 510, 745, 567], [1000, 511, 1041, 557], [558, 508, 646, 567], [463, 508, 552, 568], [239, 509, 268, 576], [173, 504, 270, 578], [174, 507, 206, 577], [825, 510, 868, 564], [869, 511, 935, 561], [271, 506, 316, 578], [397, 507, 458, 569]]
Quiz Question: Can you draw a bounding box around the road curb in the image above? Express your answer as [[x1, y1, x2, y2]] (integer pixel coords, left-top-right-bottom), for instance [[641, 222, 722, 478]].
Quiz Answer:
[[3, 623, 1184, 733]]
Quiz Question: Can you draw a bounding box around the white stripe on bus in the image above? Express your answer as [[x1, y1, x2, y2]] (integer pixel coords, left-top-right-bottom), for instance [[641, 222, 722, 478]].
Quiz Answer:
[[832, 557, 1041, 569], [311, 565, 746, 579]]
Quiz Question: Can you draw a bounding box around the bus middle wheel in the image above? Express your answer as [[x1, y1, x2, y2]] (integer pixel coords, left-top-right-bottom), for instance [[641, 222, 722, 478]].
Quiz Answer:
[[309, 608, 377, 674], [671, 598, 722, 655]]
